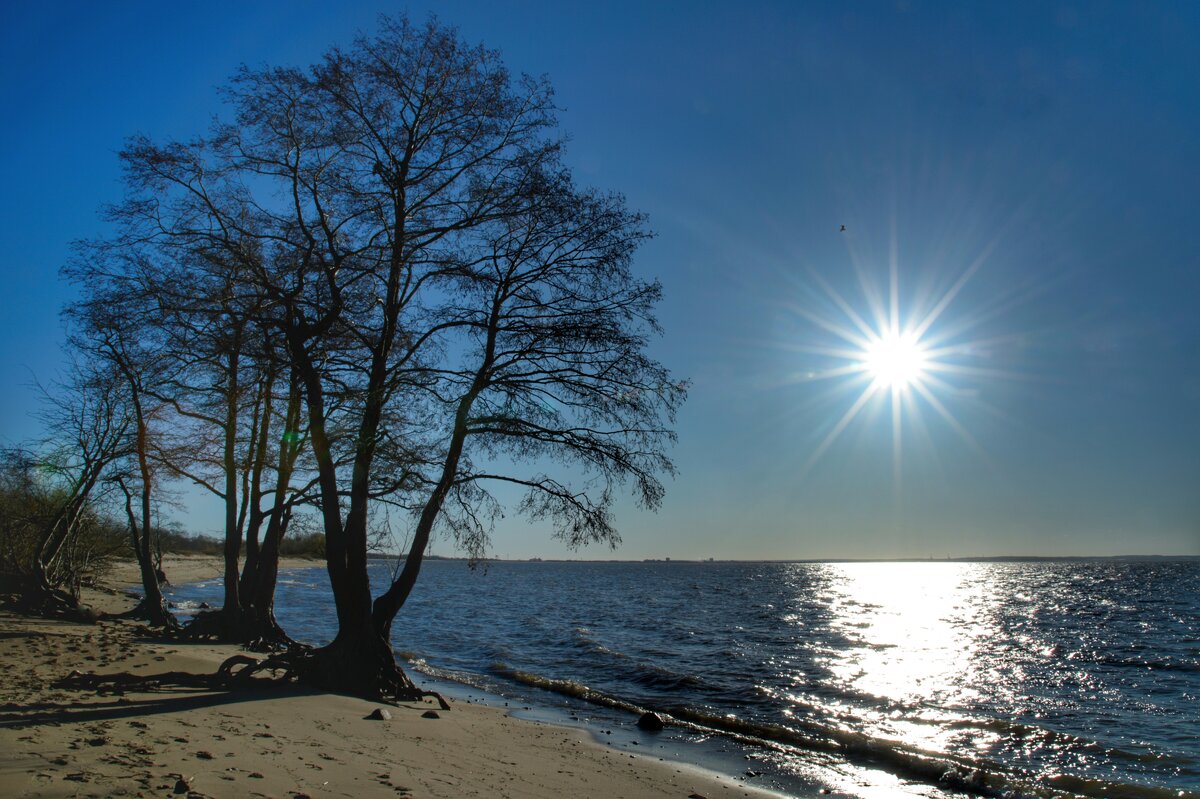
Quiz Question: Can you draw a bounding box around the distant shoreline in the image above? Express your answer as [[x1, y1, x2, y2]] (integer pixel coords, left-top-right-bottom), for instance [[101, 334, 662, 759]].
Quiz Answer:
[[365, 552, 1200, 563]]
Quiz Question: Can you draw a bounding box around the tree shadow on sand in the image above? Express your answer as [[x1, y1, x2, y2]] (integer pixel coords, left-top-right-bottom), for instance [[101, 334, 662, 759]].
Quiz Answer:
[[0, 658, 442, 731]]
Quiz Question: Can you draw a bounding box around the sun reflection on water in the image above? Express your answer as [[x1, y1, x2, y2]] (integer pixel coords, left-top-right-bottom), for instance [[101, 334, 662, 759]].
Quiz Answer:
[[812, 563, 1004, 754], [826, 563, 991, 701]]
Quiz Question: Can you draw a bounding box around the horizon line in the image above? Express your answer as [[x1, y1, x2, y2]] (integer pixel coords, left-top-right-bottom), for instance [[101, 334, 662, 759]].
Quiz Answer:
[[368, 553, 1200, 563]]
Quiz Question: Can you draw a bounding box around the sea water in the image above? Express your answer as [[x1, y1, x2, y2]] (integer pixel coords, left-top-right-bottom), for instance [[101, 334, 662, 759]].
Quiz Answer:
[[167, 559, 1200, 798]]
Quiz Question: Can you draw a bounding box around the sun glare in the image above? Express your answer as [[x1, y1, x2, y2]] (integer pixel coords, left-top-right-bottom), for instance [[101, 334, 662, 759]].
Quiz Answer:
[[786, 248, 1005, 481], [863, 331, 927, 390]]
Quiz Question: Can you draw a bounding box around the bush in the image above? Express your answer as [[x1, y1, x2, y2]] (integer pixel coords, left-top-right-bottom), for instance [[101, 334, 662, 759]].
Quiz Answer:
[[279, 532, 325, 559], [0, 456, 127, 598]]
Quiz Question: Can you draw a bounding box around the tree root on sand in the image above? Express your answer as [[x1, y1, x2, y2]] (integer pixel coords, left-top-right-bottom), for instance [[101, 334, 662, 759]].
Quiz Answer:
[[217, 649, 451, 709]]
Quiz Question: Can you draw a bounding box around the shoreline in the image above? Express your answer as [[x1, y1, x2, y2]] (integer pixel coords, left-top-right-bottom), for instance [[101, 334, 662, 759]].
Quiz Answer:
[[0, 557, 803, 798]]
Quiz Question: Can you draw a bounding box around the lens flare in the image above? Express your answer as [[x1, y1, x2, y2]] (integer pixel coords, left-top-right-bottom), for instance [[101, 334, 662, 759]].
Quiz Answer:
[[862, 331, 927, 390], [783, 247, 1015, 482]]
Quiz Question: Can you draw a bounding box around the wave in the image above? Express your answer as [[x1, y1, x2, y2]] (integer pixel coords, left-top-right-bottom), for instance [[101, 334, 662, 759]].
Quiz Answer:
[[477, 661, 1197, 799], [628, 663, 705, 692], [570, 627, 625, 659], [568, 628, 706, 692], [1094, 656, 1200, 673]]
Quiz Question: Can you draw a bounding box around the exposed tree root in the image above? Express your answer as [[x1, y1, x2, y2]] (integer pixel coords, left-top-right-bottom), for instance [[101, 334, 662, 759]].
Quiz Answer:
[[0, 578, 111, 625], [55, 651, 448, 710], [216, 646, 451, 709], [177, 609, 236, 642], [178, 608, 301, 652], [103, 599, 179, 631]]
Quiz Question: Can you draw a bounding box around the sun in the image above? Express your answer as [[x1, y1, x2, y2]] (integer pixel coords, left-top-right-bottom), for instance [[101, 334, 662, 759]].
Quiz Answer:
[[784, 255, 1003, 481], [863, 331, 927, 390]]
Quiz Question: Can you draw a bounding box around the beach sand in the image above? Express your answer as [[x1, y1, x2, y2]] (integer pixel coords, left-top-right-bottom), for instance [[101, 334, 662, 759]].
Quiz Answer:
[[0, 556, 791, 798]]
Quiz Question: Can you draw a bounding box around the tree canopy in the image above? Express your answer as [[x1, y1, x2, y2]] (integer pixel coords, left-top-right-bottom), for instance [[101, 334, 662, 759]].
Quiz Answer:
[[60, 14, 684, 699]]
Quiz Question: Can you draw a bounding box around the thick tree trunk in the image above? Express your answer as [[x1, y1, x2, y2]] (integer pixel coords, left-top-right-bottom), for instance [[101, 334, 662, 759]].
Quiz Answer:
[[372, 414, 468, 637], [287, 330, 354, 623], [306, 621, 423, 700], [243, 507, 292, 646]]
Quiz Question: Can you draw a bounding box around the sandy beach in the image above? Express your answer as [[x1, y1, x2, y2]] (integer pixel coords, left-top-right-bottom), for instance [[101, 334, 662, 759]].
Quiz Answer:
[[0, 556, 789, 799]]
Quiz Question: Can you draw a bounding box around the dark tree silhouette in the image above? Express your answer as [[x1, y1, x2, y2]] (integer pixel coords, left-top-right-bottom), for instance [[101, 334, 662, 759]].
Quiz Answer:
[[66, 14, 684, 700], [64, 305, 177, 629], [67, 147, 320, 642]]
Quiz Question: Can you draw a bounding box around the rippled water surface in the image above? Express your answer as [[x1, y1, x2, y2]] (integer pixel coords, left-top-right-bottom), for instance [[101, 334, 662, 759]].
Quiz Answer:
[[171, 560, 1200, 797]]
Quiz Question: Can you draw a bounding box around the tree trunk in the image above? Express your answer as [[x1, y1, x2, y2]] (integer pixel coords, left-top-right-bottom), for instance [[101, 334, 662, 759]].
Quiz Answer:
[[372, 412, 469, 637], [121, 368, 176, 630], [304, 618, 423, 700], [240, 366, 276, 609], [31, 466, 106, 607], [372, 306, 496, 638], [221, 344, 243, 630]]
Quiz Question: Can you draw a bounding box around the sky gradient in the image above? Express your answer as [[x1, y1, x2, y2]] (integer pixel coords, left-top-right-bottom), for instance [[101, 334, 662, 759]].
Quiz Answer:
[[2, 1, 1197, 559]]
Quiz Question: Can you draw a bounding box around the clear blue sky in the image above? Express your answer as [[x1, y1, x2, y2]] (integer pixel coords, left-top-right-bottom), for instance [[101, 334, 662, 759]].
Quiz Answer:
[[2, 1, 1197, 558]]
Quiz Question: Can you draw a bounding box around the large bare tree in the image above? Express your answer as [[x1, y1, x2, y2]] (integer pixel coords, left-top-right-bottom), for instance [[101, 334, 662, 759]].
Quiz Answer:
[[69, 15, 684, 700]]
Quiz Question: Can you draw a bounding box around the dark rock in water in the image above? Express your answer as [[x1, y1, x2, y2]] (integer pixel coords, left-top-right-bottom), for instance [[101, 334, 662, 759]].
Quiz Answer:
[[421, 710, 440, 719], [636, 711, 665, 731], [744, 769, 760, 777], [172, 777, 190, 794], [198, 601, 211, 609], [366, 708, 391, 721]]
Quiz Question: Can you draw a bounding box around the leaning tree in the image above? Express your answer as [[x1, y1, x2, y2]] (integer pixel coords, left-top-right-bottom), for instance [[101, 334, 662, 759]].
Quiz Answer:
[[2, 361, 131, 611], [63, 289, 180, 628]]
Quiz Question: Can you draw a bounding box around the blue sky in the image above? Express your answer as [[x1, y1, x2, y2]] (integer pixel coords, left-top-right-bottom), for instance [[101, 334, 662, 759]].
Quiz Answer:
[[2, 1, 1196, 558]]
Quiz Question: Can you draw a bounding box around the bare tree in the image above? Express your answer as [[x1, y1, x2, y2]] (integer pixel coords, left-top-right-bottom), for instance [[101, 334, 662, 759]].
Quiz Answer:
[[214, 17, 682, 698], [371, 167, 683, 638], [67, 310, 177, 629], [1, 363, 132, 611], [67, 15, 683, 700], [66, 160, 311, 640]]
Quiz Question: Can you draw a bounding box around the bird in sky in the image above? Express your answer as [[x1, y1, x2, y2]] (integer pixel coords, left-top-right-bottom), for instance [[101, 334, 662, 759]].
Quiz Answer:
[[839, 225, 846, 232]]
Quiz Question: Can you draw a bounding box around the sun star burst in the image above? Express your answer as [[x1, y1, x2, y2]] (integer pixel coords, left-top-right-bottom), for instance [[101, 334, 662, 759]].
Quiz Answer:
[[787, 254, 1002, 483]]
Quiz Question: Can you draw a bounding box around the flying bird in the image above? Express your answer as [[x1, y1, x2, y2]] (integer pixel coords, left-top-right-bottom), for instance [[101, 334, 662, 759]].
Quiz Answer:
[[840, 225, 846, 232]]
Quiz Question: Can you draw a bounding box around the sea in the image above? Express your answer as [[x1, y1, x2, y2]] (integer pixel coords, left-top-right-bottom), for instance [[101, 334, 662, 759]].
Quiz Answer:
[[164, 559, 1200, 799]]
